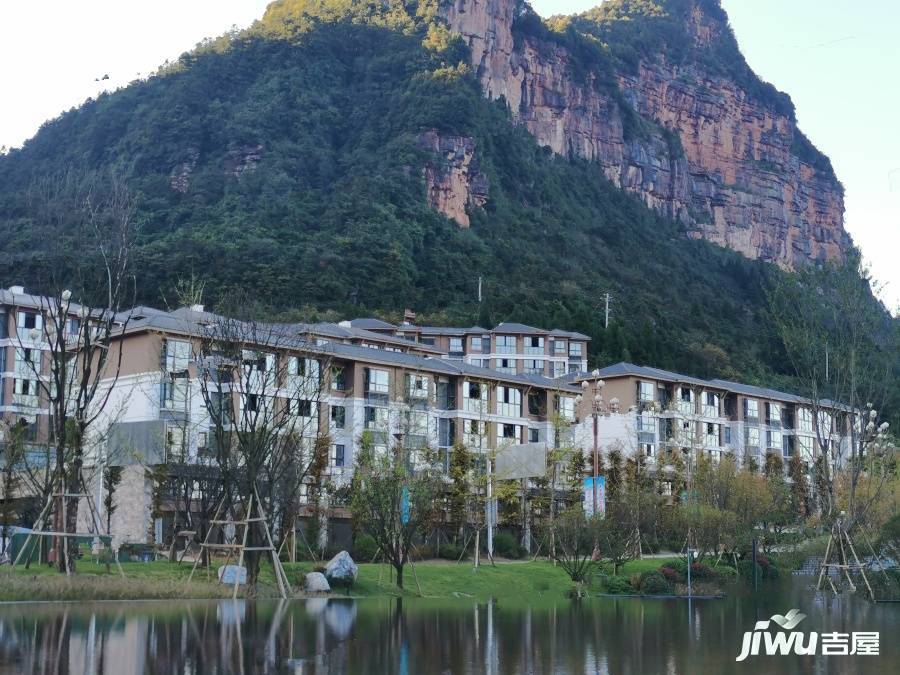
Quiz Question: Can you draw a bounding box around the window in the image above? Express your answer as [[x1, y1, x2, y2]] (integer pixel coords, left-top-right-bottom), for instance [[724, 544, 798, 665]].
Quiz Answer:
[[295, 399, 313, 418], [406, 373, 428, 399], [404, 411, 428, 438], [529, 428, 540, 443], [558, 396, 576, 421], [746, 427, 760, 448], [365, 368, 389, 394], [527, 392, 543, 416], [552, 361, 565, 378], [464, 381, 488, 412], [419, 337, 436, 346], [680, 388, 692, 402], [18, 311, 41, 331], [553, 340, 566, 355], [15, 348, 38, 376], [166, 426, 186, 460], [13, 378, 38, 404], [162, 339, 191, 372], [766, 429, 782, 450], [495, 358, 515, 374], [766, 402, 781, 424], [497, 386, 521, 417], [639, 381, 655, 403], [242, 350, 273, 374], [333, 444, 346, 468], [331, 366, 347, 391], [524, 336, 544, 355], [495, 335, 516, 355], [798, 408, 813, 433], [744, 399, 759, 421], [568, 342, 583, 358], [160, 374, 188, 410], [498, 423, 518, 442], [364, 406, 388, 429], [723, 426, 732, 445], [706, 392, 717, 407], [197, 431, 209, 453], [331, 405, 346, 429], [448, 337, 464, 355], [470, 336, 483, 352], [797, 436, 813, 459], [208, 393, 233, 424], [0, 310, 7, 339], [523, 359, 543, 374]]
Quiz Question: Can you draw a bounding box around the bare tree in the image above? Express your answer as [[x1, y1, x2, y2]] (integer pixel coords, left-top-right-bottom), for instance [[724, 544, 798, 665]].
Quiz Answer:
[[15, 171, 138, 572], [767, 255, 896, 526], [191, 304, 330, 584]]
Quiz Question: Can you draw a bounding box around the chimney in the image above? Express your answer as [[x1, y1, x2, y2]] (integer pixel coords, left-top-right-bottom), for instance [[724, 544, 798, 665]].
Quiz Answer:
[[8, 285, 25, 295]]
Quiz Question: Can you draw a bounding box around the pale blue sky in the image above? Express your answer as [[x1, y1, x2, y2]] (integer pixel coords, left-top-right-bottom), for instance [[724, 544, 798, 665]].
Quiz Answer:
[[1, 1, 896, 309]]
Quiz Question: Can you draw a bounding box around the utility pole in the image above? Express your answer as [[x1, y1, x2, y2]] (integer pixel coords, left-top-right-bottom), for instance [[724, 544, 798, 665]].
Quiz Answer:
[[604, 293, 611, 329], [478, 276, 483, 303]]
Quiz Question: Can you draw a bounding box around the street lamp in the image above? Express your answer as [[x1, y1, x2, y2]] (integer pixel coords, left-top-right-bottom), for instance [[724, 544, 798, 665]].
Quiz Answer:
[[580, 376, 609, 517]]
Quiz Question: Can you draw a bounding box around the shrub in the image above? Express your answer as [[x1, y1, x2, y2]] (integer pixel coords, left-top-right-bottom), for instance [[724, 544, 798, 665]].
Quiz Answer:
[[352, 534, 378, 562], [493, 532, 524, 559], [713, 565, 738, 580], [603, 575, 635, 595], [438, 543, 464, 560], [410, 545, 434, 561], [667, 559, 688, 575], [756, 553, 771, 568], [639, 571, 671, 595], [629, 573, 642, 590], [689, 562, 716, 580], [658, 566, 680, 583]]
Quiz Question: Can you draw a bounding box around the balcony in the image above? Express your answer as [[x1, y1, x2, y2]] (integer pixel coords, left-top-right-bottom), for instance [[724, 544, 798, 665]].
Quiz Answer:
[[12, 393, 39, 408]]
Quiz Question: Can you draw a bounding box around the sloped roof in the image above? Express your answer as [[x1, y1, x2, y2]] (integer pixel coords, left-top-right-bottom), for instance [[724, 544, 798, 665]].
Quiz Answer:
[[348, 317, 396, 330]]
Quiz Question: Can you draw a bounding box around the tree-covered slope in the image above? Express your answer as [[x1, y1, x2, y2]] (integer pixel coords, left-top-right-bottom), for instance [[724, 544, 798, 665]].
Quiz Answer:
[[0, 0, 862, 384]]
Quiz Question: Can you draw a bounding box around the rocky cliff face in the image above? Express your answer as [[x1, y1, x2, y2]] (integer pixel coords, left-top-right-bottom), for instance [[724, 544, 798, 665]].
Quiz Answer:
[[436, 0, 849, 266]]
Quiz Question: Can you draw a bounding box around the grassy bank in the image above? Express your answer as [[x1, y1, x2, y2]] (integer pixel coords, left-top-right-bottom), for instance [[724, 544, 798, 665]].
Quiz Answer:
[[0, 558, 682, 602]]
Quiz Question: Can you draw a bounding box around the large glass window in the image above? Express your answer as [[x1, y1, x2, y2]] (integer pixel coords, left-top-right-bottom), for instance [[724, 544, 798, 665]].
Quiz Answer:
[[524, 336, 544, 355], [463, 381, 488, 413], [497, 386, 521, 417], [639, 381, 655, 403], [744, 399, 759, 420], [448, 337, 464, 355], [365, 368, 389, 394], [495, 335, 516, 355], [162, 339, 191, 372]]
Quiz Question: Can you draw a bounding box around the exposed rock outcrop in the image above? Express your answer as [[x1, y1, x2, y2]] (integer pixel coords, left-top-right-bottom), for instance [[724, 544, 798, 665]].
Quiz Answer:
[[420, 130, 488, 228], [437, 0, 849, 266]]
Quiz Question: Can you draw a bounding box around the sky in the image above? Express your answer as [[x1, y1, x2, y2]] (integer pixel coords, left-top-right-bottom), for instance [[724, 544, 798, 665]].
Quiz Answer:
[[0, 0, 897, 311]]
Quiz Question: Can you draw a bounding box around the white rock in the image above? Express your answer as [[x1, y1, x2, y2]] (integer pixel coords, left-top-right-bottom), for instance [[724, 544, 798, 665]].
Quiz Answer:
[[325, 550, 358, 585], [305, 572, 331, 593], [217, 565, 247, 586]]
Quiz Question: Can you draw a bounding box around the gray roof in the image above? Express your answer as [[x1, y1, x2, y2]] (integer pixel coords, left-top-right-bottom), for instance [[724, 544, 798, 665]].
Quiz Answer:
[[573, 362, 825, 407], [493, 322, 547, 335], [348, 318, 396, 330], [417, 325, 488, 336], [549, 328, 591, 340]]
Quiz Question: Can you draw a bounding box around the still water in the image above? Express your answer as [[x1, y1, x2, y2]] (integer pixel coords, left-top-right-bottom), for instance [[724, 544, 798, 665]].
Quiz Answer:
[[0, 578, 896, 674]]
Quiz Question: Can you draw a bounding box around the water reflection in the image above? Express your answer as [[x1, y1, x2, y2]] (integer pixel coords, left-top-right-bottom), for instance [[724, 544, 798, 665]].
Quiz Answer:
[[0, 579, 896, 674]]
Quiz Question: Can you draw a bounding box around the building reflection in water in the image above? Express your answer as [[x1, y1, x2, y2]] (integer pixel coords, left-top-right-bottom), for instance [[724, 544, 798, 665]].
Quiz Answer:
[[0, 580, 894, 674]]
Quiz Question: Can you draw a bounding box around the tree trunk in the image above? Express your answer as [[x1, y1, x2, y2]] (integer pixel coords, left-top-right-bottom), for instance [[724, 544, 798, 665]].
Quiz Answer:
[[395, 563, 404, 589]]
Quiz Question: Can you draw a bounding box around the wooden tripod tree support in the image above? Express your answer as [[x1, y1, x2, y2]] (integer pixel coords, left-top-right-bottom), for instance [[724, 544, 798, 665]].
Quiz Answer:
[[816, 517, 875, 601], [11, 473, 125, 579], [187, 486, 292, 599]]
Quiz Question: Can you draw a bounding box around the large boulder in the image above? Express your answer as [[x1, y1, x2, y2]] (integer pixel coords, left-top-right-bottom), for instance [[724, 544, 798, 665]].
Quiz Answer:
[[325, 550, 358, 587], [304, 572, 331, 594]]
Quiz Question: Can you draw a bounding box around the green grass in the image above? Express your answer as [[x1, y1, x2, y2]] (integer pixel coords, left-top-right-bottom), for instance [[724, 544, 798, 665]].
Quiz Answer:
[[0, 558, 599, 602]]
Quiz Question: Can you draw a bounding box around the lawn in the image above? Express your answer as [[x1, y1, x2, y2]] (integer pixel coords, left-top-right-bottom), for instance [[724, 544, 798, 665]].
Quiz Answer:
[[0, 557, 682, 602]]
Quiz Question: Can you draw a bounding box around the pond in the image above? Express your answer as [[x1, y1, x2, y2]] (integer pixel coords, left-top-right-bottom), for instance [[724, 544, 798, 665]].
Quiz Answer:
[[0, 577, 896, 674]]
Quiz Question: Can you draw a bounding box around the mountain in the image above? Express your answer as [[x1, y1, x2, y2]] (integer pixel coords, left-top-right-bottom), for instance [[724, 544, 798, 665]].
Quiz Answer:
[[438, 0, 848, 266], [0, 0, 856, 381]]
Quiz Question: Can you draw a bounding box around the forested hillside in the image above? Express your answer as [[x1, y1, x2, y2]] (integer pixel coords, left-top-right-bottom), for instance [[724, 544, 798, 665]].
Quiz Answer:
[[0, 0, 888, 391]]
